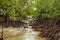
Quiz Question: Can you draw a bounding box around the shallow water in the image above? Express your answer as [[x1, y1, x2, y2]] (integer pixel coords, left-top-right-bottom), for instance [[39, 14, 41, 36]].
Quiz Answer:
[[22, 28, 38, 40]]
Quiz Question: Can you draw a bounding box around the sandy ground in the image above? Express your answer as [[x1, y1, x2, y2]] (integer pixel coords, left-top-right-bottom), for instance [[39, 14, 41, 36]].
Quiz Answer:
[[0, 27, 47, 40]]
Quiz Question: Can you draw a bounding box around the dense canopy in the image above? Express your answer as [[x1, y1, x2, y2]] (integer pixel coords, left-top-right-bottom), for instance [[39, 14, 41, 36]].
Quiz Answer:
[[0, 0, 60, 20]]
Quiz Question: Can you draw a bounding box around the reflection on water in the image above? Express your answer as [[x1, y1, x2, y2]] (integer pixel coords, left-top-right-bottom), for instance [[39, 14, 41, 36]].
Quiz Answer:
[[22, 28, 38, 40], [22, 15, 38, 40]]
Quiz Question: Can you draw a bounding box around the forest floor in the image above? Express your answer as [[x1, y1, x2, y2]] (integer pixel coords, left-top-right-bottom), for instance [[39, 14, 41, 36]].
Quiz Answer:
[[0, 27, 47, 40]]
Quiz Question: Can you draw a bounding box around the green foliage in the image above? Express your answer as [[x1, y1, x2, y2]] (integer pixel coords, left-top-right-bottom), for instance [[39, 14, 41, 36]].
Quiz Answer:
[[0, 0, 60, 20]]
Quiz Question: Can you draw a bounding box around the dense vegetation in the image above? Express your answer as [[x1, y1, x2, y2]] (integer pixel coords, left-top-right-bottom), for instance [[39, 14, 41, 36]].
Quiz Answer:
[[1, 0, 60, 20], [0, 0, 60, 40], [32, 0, 60, 40]]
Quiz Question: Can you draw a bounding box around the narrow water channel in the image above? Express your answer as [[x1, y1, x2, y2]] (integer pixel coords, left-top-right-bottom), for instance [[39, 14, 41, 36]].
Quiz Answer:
[[22, 28, 38, 40]]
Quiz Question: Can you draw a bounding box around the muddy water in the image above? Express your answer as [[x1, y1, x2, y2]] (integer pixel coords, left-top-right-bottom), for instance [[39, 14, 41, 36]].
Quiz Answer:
[[22, 28, 38, 40], [22, 15, 47, 40], [22, 15, 38, 40]]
